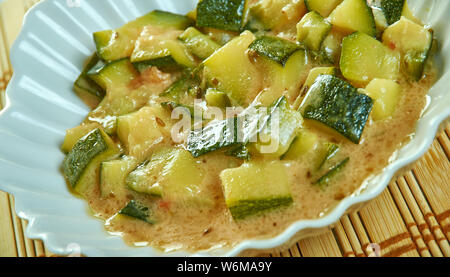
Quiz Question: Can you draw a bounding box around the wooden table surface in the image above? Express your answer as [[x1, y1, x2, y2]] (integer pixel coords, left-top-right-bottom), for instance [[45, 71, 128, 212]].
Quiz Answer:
[[0, 0, 449, 257]]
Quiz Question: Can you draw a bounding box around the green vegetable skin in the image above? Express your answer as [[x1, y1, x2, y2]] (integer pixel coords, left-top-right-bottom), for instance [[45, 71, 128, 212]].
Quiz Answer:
[[220, 161, 293, 219], [118, 200, 155, 224], [186, 96, 289, 157], [62, 129, 119, 196], [340, 32, 400, 84], [74, 54, 105, 100], [305, 0, 342, 17], [297, 11, 332, 51], [196, 0, 247, 32], [248, 36, 302, 66], [100, 156, 137, 197], [382, 17, 433, 81], [328, 0, 376, 37], [94, 10, 194, 61], [300, 75, 373, 144], [179, 27, 221, 59]]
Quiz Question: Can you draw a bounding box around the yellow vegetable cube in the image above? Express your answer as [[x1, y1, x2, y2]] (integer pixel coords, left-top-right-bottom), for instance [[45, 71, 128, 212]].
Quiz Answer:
[[364, 78, 402, 120]]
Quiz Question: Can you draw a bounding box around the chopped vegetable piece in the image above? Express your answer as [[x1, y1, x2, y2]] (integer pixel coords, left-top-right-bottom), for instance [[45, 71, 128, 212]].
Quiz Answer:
[[250, 39, 308, 103], [382, 17, 432, 81], [126, 148, 172, 197], [328, 0, 376, 37], [117, 106, 167, 163], [87, 59, 138, 91], [161, 69, 202, 103], [61, 123, 99, 153], [100, 156, 138, 197], [179, 27, 221, 59], [227, 145, 251, 161], [62, 129, 120, 196], [248, 36, 302, 66], [304, 0, 342, 17], [282, 130, 318, 160], [118, 200, 155, 224], [205, 88, 231, 107], [300, 75, 373, 144], [319, 31, 344, 64], [131, 27, 196, 72], [127, 148, 211, 206], [363, 79, 402, 120], [203, 31, 261, 105], [253, 97, 303, 158], [220, 161, 293, 219], [340, 32, 400, 84], [297, 11, 332, 52], [315, 157, 349, 188], [74, 54, 105, 102], [316, 142, 340, 170], [196, 0, 247, 32], [370, 0, 405, 25], [94, 10, 193, 61], [249, 0, 307, 31], [300, 67, 336, 97], [186, 96, 286, 157]]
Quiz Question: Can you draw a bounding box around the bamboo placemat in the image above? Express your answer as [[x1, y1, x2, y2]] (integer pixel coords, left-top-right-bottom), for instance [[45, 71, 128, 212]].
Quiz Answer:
[[0, 0, 449, 257]]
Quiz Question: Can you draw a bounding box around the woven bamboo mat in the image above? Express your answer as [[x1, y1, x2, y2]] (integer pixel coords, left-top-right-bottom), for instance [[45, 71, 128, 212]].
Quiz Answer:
[[0, 0, 449, 257]]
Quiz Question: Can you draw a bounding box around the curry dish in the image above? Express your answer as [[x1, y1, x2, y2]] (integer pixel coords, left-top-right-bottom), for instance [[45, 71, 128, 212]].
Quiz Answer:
[[62, 0, 438, 252]]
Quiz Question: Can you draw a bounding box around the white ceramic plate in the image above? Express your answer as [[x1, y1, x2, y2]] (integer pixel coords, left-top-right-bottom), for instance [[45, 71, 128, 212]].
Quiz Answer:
[[0, 0, 449, 257]]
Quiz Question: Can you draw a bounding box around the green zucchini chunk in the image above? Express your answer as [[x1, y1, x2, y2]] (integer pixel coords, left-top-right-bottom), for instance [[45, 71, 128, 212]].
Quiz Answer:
[[248, 36, 302, 66], [382, 17, 433, 81], [196, 0, 247, 32], [328, 0, 376, 37], [130, 27, 196, 72], [87, 59, 138, 90], [300, 75, 373, 144], [126, 148, 211, 205], [116, 106, 167, 162], [160, 69, 202, 103], [297, 11, 332, 52], [281, 130, 318, 160], [305, 0, 342, 17], [253, 97, 303, 158], [187, 116, 240, 157], [126, 151, 168, 197], [94, 10, 194, 61], [248, 0, 306, 31], [371, 0, 405, 26], [132, 57, 182, 73], [62, 128, 119, 196], [160, 101, 196, 119], [315, 157, 349, 188], [205, 88, 232, 108], [186, 96, 286, 157], [179, 27, 221, 60], [363, 78, 402, 120], [220, 161, 293, 220], [100, 156, 137, 197], [299, 67, 336, 98], [118, 200, 155, 224], [340, 32, 400, 84], [203, 31, 261, 106], [74, 54, 105, 100]]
